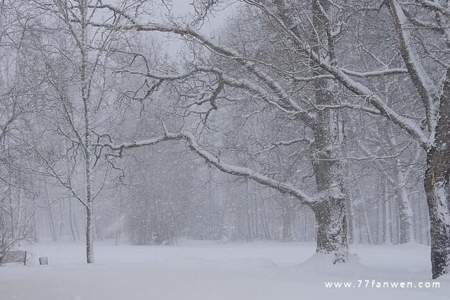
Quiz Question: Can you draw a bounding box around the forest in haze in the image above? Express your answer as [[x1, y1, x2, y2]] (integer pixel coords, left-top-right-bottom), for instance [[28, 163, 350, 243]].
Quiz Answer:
[[0, 1, 450, 297]]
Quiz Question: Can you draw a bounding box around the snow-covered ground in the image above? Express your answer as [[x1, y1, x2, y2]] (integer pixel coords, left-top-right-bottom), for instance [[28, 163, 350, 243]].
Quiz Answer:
[[1, 241, 448, 300]]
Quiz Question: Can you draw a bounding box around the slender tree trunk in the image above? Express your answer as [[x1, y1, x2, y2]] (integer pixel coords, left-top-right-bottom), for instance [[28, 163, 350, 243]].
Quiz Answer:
[[68, 199, 78, 241], [384, 193, 392, 244], [397, 181, 414, 244], [389, 132, 415, 244], [416, 192, 426, 244], [79, 0, 94, 264], [281, 206, 293, 241], [362, 201, 373, 244], [341, 111, 354, 244], [85, 204, 94, 263], [344, 186, 353, 244], [45, 197, 57, 242]]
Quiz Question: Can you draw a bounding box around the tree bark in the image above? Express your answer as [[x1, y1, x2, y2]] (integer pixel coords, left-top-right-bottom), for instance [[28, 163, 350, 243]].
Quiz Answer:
[[309, 0, 348, 262], [85, 205, 94, 263], [312, 198, 347, 261], [386, 128, 416, 244], [424, 70, 450, 278]]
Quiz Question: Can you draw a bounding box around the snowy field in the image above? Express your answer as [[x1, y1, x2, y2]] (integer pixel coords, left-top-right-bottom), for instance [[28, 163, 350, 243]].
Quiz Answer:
[[1, 241, 449, 300]]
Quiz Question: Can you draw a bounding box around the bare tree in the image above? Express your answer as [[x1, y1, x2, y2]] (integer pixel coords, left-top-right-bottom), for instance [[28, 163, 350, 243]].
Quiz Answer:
[[0, 0, 41, 260], [86, 0, 450, 278], [88, 0, 354, 263], [26, 0, 125, 263]]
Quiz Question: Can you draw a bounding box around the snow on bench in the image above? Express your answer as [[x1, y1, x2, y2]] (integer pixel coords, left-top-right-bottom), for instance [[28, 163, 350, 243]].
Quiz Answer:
[[0, 250, 27, 265]]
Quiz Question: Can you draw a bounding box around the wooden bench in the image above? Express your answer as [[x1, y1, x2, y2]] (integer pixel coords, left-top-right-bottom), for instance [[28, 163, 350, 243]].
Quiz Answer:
[[0, 250, 27, 265]]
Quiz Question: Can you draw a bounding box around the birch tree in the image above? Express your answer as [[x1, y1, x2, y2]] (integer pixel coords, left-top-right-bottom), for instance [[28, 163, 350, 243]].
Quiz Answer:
[[28, 0, 125, 263]]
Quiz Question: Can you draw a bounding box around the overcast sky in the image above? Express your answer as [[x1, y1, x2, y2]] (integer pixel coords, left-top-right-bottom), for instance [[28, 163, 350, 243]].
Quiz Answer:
[[152, 0, 240, 60]]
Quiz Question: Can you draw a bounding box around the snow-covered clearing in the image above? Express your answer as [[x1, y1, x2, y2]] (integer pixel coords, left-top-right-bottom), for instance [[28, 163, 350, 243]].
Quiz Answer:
[[1, 241, 448, 300]]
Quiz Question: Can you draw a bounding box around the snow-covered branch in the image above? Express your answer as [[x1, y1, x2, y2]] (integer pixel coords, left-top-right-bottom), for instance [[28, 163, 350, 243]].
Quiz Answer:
[[89, 3, 430, 146], [389, 0, 439, 133], [103, 131, 317, 206], [250, 0, 431, 147], [87, 6, 317, 123], [117, 66, 315, 123], [293, 68, 408, 82], [33, 149, 88, 209], [340, 68, 409, 78], [416, 0, 450, 18]]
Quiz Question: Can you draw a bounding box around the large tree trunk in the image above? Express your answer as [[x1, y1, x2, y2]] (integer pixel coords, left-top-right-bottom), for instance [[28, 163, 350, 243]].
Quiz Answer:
[[269, 0, 348, 261], [425, 150, 450, 279], [312, 198, 347, 262], [310, 79, 349, 262], [425, 68, 450, 279], [309, 0, 349, 262]]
